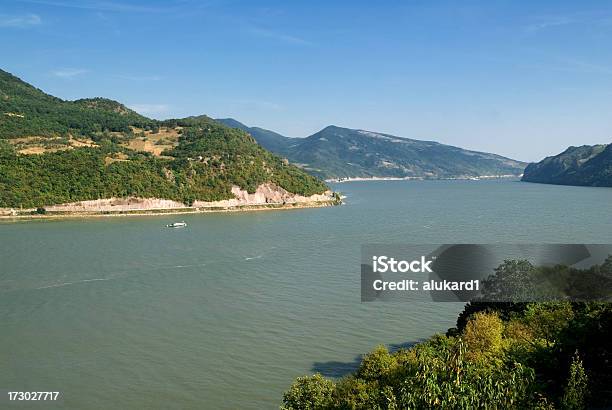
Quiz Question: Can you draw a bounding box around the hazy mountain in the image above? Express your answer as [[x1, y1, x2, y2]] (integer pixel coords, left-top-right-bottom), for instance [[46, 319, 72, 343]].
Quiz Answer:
[[219, 119, 526, 180], [216, 118, 293, 154], [522, 144, 612, 187]]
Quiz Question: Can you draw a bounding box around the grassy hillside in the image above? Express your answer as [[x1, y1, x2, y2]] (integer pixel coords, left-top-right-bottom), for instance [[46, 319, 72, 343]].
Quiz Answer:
[[0, 69, 328, 208]]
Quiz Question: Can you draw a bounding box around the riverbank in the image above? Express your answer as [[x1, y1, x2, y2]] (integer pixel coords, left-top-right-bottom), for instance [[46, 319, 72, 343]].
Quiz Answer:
[[325, 174, 522, 183], [0, 200, 338, 220], [0, 183, 341, 220]]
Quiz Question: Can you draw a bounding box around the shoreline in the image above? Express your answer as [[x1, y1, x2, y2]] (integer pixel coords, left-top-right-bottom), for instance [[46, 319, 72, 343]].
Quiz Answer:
[[0, 200, 339, 221], [325, 174, 522, 183]]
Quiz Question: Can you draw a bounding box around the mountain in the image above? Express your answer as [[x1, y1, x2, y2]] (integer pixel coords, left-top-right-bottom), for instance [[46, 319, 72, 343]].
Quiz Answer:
[[0, 69, 328, 208], [218, 119, 526, 180], [522, 144, 612, 187], [0, 70, 154, 139], [287, 126, 527, 179], [216, 118, 293, 154]]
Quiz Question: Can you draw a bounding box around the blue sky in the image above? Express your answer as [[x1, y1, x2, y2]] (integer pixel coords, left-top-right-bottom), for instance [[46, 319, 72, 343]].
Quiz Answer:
[[1, 0, 612, 161]]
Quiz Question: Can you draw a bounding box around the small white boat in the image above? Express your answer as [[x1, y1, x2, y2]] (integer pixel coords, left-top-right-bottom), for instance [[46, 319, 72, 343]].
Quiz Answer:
[[166, 221, 187, 228]]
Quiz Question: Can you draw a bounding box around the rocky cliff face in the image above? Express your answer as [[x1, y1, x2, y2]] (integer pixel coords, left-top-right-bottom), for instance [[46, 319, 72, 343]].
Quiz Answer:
[[193, 183, 332, 208], [522, 144, 612, 187], [28, 183, 334, 213]]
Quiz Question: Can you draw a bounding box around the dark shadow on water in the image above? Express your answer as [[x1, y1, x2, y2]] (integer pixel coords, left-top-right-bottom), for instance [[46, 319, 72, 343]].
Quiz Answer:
[[311, 359, 361, 378], [311, 340, 423, 378]]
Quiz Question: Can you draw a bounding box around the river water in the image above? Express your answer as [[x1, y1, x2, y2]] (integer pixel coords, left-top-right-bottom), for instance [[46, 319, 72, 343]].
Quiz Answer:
[[1, 179, 611, 409]]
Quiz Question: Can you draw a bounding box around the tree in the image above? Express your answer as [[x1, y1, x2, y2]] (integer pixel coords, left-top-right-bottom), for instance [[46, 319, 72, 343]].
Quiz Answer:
[[281, 374, 334, 410], [479, 259, 539, 302], [561, 353, 588, 410], [462, 312, 504, 362], [356, 345, 398, 381]]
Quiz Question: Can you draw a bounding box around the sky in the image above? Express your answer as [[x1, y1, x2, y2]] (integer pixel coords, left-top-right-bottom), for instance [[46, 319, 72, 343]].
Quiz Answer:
[[1, 0, 612, 161]]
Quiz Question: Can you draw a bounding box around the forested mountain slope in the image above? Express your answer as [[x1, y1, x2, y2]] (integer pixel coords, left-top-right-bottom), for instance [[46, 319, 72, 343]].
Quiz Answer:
[[0, 69, 328, 209], [522, 144, 612, 187]]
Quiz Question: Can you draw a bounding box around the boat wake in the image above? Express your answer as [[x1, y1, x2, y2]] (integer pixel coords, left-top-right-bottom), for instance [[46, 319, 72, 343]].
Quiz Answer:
[[36, 277, 113, 290], [171, 263, 206, 269], [244, 255, 263, 261]]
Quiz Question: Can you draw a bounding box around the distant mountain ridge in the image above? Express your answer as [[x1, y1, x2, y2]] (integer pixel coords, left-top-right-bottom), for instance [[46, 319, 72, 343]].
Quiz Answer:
[[522, 144, 612, 187], [217, 118, 292, 154], [217, 118, 526, 180]]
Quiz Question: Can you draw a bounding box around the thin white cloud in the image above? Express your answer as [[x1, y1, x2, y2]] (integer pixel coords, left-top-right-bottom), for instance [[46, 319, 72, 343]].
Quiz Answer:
[[232, 99, 283, 111], [523, 11, 612, 34], [556, 58, 612, 75], [17, 0, 167, 13], [524, 16, 573, 33], [523, 55, 612, 76], [249, 26, 313, 46], [52, 68, 89, 78], [115, 74, 163, 81], [0, 13, 41, 28], [127, 104, 170, 116]]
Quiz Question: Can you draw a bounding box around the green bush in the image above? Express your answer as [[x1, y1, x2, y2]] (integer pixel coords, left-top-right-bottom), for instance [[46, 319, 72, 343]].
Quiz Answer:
[[462, 312, 504, 362], [356, 345, 398, 381], [282, 374, 335, 410]]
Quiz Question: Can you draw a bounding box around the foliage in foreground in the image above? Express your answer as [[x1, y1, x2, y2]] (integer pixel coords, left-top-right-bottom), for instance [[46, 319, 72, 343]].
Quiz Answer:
[[284, 303, 611, 409], [283, 258, 612, 409]]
